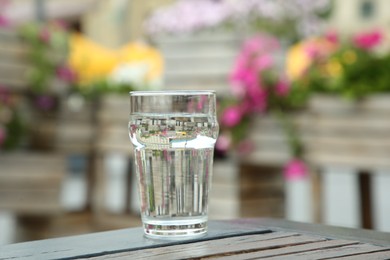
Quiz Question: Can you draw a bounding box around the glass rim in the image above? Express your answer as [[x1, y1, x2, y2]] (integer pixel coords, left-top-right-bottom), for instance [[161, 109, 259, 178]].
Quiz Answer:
[[129, 90, 216, 96]]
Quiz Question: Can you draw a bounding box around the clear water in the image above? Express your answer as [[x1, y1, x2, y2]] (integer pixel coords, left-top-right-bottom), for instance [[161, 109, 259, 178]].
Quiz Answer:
[[129, 113, 219, 237]]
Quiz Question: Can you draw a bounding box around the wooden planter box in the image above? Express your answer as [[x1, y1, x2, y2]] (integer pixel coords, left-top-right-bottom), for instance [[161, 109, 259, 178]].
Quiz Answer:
[[243, 94, 390, 168], [0, 152, 66, 215], [243, 94, 390, 227]]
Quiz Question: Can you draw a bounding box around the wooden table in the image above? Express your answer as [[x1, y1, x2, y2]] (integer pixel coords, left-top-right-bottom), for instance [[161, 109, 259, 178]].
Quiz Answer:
[[1, 218, 389, 259]]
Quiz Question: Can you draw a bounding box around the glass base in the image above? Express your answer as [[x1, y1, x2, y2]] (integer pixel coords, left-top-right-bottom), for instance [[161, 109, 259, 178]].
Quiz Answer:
[[143, 220, 207, 239]]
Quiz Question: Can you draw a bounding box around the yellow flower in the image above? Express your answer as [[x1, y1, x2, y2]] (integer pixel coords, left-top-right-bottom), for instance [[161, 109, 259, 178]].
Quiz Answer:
[[286, 43, 312, 81], [325, 59, 342, 78], [68, 34, 163, 86], [118, 42, 163, 82], [286, 37, 338, 81], [68, 34, 117, 85]]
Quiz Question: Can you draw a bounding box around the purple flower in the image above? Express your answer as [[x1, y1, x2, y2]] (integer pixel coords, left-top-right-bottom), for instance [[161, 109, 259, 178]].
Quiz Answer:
[[56, 65, 76, 83], [0, 126, 6, 147], [35, 95, 55, 111], [284, 159, 308, 181], [145, 0, 232, 34], [0, 85, 10, 104], [145, 0, 331, 37]]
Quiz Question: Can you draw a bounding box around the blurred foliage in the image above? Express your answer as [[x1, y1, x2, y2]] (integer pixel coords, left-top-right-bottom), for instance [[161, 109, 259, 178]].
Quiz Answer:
[[219, 28, 390, 176], [287, 30, 390, 104], [20, 21, 72, 94], [146, 0, 333, 43], [19, 22, 163, 100], [0, 88, 24, 151], [0, 21, 163, 152], [68, 33, 163, 98]]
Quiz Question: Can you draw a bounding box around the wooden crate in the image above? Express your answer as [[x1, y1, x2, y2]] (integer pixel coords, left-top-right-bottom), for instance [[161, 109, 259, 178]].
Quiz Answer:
[[305, 95, 390, 169], [244, 94, 390, 169], [0, 152, 66, 215], [241, 94, 390, 227]]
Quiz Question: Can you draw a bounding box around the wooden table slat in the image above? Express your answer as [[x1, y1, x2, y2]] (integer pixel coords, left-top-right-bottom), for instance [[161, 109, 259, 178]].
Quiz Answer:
[[334, 250, 390, 259], [90, 232, 325, 260], [217, 239, 360, 260], [270, 244, 390, 260], [1, 219, 389, 260], [0, 221, 270, 260]]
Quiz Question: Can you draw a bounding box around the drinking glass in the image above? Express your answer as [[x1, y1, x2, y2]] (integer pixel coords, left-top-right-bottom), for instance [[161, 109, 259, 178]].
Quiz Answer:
[[128, 90, 219, 239]]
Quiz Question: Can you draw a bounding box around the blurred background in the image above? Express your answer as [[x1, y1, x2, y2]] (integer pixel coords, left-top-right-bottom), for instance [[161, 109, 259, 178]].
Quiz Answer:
[[1, 0, 390, 245]]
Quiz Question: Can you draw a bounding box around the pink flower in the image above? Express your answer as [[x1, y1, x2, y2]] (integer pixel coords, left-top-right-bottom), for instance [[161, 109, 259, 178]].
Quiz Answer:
[[304, 43, 322, 59], [215, 134, 231, 152], [230, 65, 254, 89], [325, 30, 338, 44], [56, 65, 76, 83], [0, 15, 9, 27], [353, 30, 382, 50], [230, 81, 246, 98], [284, 159, 308, 181], [39, 28, 51, 43], [242, 35, 280, 57], [254, 54, 274, 71], [0, 126, 6, 147], [221, 106, 242, 127], [275, 79, 290, 97], [247, 84, 267, 113]]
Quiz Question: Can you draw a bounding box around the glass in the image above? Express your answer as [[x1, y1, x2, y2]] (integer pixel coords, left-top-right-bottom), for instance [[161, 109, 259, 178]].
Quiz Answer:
[[128, 90, 219, 239]]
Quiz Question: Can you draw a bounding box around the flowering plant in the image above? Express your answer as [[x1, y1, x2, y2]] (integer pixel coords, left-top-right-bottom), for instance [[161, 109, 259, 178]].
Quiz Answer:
[[20, 21, 75, 111], [146, 0, 331, 39], [219, 29, 390, 180], [19, 21, 163, 101], [68, 34, 163, 97], [217, 35, 301, 162], [287, 29, 390, 103]]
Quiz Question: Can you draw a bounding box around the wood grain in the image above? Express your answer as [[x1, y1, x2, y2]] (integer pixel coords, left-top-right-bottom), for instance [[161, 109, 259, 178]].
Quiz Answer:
[[0, 153, 66, 214], [269, 244, 390, 259], [86, 232, 390, 260], [214, 239, 359, 259], [89, 232, 325, 260]]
